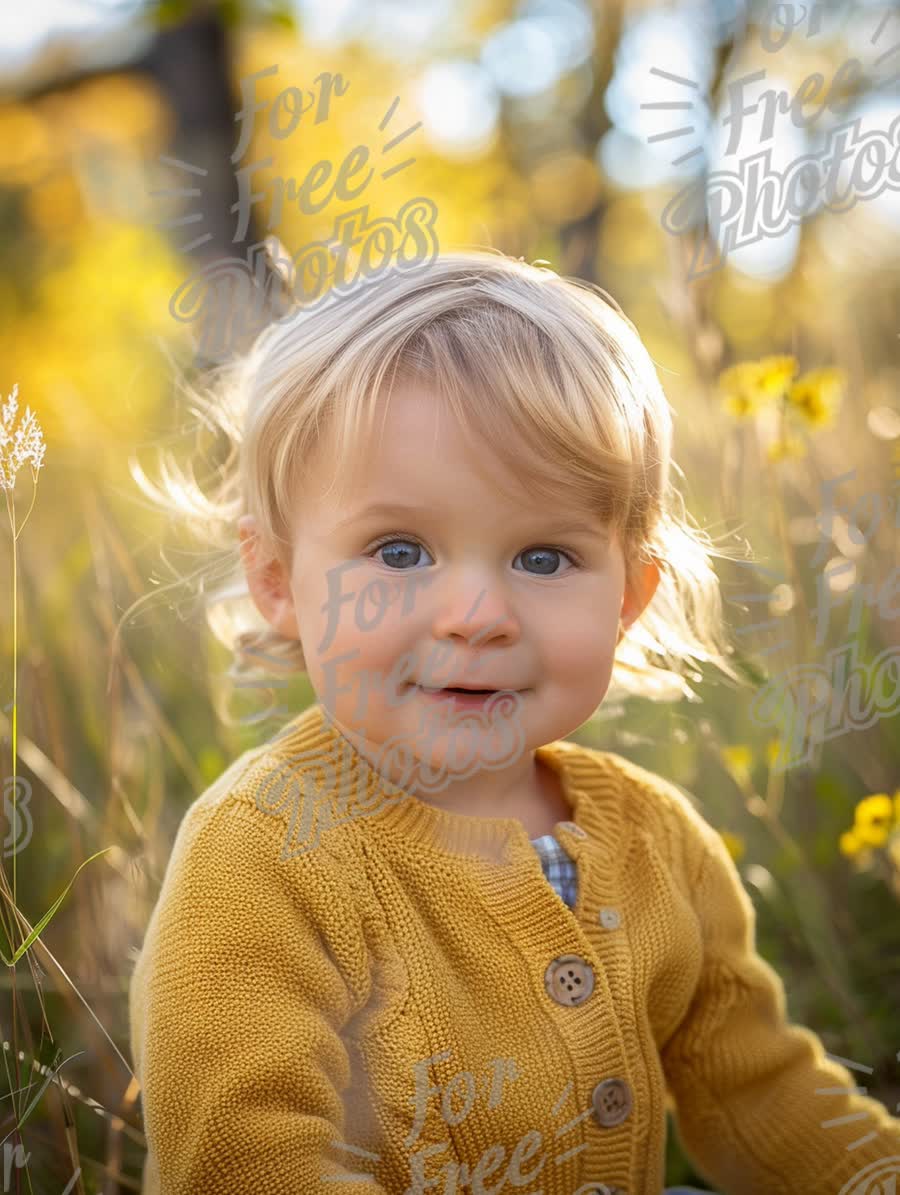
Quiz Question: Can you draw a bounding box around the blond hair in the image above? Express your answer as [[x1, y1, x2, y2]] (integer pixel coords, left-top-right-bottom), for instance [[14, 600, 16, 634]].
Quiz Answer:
[[127, 248, 747, 716]]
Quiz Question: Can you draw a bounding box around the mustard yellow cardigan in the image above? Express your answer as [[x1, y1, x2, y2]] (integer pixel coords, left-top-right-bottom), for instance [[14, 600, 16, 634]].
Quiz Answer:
[[128, 702, 900, 1194]]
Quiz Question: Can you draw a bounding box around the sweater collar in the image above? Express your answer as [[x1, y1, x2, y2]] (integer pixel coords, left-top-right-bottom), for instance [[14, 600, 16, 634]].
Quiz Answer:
[[263, 702, 602, 865]]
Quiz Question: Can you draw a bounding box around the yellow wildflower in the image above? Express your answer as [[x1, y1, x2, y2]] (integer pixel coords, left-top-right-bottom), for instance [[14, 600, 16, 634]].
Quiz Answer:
[[786, 367, 846, 429], [719, 830, 746, 862], [717, 362, 770, 418], [718, 356, 798, 418], [756, 354, 799, 397], [765, 739, 785, 769], [840, 790, 900, 859], [839, 828, 866, 857], [721, 744, 753, 785], [852, 792, 898, 846]]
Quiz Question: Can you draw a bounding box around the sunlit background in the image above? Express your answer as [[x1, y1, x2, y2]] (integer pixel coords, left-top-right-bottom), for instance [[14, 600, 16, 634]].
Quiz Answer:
[[1, 0, 899, 1189]]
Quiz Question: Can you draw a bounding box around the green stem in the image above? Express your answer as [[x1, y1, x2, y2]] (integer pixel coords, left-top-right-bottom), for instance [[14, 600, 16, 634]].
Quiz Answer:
[[4, 484, 21, 1142], [9, 491, 16, 915]]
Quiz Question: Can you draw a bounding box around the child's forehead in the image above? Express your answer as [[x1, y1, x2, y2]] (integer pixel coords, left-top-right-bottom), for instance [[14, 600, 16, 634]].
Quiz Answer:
[[288, 368, 629, 544], [368, 378, 497, 443], [319, 439, 559, 523], [298, 458, 615, 549], [302, 383, 553, 499]]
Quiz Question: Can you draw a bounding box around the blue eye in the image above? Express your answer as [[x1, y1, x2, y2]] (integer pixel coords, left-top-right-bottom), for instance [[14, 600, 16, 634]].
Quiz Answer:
[[514, 547, 576, 576], [365, 536, 580, 575], [367, 537, 434, 570]]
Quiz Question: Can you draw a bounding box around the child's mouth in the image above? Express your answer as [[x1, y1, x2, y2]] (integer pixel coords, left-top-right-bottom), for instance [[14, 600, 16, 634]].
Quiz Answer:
[[413, 685, 516, 707]]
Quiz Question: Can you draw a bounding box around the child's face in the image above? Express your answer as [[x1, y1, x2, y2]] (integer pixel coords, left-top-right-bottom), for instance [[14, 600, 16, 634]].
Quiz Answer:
[[239, 379, 659, 796]]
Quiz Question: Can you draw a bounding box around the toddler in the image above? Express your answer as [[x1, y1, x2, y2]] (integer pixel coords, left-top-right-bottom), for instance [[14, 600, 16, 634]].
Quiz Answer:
[[128, 250, 900, 1195]]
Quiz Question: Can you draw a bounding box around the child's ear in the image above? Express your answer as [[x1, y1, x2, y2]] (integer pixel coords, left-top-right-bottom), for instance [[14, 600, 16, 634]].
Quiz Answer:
[[238, 515, 299, 639], [621, 557, 661, 632]]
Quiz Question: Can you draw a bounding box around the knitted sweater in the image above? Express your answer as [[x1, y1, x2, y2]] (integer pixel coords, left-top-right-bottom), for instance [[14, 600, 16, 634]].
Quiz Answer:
[[128, 702, 900, 1195]]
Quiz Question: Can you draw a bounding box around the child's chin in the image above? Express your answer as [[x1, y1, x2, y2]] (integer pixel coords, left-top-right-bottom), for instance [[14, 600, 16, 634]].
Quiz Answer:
[[389, 724, 527, 789]]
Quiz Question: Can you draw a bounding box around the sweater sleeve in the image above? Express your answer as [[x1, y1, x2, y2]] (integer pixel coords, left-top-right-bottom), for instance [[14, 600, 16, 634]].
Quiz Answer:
[[659, 809, 900, 1195], [128, 796, 390, 1195]]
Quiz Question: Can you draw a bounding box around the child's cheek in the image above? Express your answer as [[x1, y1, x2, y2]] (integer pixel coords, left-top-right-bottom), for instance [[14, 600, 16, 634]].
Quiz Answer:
[[304, 568, 429, 728]]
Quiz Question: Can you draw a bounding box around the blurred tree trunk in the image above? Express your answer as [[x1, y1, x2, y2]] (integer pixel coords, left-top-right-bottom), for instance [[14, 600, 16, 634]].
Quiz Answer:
[[559, 0, 625, 283], [138, 5, 263, 261]]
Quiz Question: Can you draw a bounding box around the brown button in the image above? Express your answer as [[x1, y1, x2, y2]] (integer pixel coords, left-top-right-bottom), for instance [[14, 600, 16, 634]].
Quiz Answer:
[[558, 820, 587, 839], [591, 1077, 633, 1127], [544, 955, 595, 1006]]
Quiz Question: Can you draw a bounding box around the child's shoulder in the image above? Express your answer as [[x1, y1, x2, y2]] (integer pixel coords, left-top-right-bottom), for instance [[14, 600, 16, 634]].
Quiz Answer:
[[556, 737, 722, 872], [164, 731, 353, 878], [167, 739, 286, 847], [185, 741, 275, 818]]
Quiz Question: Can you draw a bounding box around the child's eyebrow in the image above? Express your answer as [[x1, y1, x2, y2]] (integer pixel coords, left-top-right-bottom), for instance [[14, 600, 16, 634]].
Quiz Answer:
[[333, 501, 609, 540]]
